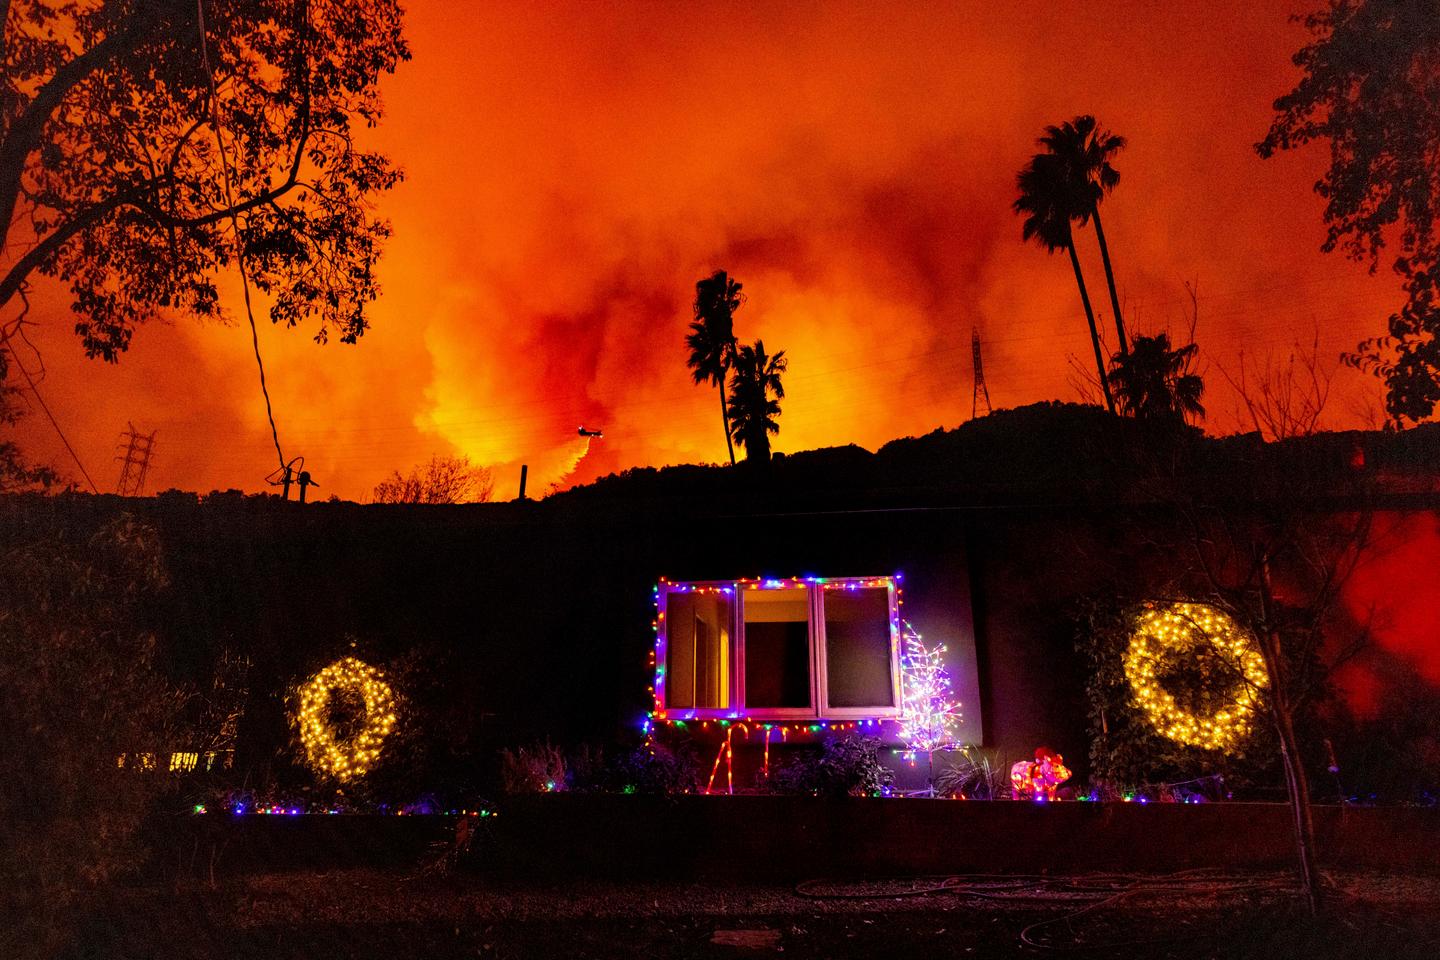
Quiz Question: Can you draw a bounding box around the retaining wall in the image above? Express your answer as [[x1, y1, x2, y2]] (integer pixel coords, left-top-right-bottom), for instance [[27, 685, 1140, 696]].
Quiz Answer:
[[155, 798, 1440, 880]]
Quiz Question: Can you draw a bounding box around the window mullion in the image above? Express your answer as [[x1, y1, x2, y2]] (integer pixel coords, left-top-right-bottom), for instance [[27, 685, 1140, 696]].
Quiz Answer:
[[811, 584, 825, 718], [734, 583, 746, 713]]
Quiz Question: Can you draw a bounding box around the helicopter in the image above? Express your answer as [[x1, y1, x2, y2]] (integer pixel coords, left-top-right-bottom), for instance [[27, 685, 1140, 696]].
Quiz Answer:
[[578, 426, 604, 439]]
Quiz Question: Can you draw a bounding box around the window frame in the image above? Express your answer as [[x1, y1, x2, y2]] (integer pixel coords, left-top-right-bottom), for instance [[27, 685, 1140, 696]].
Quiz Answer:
[[655, 576, 902, 722]]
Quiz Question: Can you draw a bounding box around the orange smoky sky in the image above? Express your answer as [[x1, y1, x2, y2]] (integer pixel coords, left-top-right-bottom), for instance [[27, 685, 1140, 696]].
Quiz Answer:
[[11, 0, 1404, 500]]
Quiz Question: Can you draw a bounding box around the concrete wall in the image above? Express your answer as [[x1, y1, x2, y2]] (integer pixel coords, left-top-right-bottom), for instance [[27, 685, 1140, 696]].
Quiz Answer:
[[154, 799, 1440, 880], [489, 796, 1440, 879]]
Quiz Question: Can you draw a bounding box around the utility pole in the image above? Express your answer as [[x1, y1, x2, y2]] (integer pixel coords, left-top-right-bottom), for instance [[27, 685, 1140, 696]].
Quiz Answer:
[[115, 422, 157, 496], [266, 455, 310, 501], [971, 328, 992, 419]]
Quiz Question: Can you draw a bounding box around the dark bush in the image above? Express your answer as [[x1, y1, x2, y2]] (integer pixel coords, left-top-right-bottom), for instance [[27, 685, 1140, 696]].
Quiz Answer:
[[768, 734, 894, 797], [0, 513, 181, 958]]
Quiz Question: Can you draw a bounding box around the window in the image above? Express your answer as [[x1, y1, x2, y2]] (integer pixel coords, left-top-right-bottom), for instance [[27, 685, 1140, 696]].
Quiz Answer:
[[823, 587, 896, 709], [743, 587, 811, 710], [656, 577, 900, 720]]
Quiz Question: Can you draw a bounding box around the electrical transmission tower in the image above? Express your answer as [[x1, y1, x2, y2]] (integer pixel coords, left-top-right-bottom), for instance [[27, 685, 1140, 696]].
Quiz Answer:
[[971, 328, 992, 419], [115, 422, 157, 496]]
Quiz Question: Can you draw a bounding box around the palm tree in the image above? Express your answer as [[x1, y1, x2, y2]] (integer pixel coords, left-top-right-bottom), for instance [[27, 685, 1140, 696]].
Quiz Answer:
[[1039, 115, 1129, 355], [1107, 333, 1205, 424], [1014, 153, 1116, 413], [685, 270, 744, 465], [727, 339, 787, 464]]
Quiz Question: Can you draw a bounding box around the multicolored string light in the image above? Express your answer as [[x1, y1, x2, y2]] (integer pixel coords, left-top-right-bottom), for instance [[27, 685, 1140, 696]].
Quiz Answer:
[[1124, 602, 1268, 752], [645, 575, 971, 794]]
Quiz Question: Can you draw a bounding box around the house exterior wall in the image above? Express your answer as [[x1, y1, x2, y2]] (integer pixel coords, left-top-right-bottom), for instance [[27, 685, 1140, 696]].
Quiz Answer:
[[3, 493, 1436, 792]]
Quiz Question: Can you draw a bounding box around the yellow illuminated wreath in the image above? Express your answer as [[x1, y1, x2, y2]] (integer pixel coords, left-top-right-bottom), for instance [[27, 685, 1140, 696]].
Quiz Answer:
[[1124, 603, 1268, 752], [294, 657, 397, 781]]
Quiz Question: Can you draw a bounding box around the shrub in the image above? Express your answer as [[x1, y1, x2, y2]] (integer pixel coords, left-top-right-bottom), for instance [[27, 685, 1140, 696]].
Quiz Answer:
[[0, 513, 181, 958], [607, 741, 701, 795], [498, 740, 567, 794], [560, 737, 702, 795], [933, 748, 1010, 799], [769, 734, 894, 797]]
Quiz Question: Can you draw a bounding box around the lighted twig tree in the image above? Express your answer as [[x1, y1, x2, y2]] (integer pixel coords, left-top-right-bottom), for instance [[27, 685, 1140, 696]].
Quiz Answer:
[[897, 622, 962, 793]]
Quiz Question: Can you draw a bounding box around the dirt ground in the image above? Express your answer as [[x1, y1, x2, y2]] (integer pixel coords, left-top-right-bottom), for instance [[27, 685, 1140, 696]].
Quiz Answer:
[[59, 868, 1440, 960]]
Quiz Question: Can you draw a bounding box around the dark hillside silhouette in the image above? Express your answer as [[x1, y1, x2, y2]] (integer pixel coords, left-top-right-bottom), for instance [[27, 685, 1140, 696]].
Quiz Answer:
[[545, 403, 1440, 516]]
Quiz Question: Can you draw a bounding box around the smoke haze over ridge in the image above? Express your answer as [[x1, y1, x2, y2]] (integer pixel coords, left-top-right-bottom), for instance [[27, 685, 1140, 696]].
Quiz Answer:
[[11, 0, 1400, 500]]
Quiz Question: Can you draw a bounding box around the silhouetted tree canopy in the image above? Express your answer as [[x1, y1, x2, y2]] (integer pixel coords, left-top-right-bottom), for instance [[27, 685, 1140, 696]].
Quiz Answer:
[[372, 454, 495, 504], [1108, 333, 1206, 425], [1015, 150, 1114, 412], [727, 338, 786, 464], [0, 0, 409, 360], [1037, 115, 1130, 354], [685, 270, 743, 466], [0, 349, 57, 492], [0, 513, 178, 954], [1259, 0, 1440, 422]]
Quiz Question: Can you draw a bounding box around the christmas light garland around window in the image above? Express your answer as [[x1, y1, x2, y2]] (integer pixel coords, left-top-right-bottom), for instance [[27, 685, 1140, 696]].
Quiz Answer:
[[293, 657, 398, 782], [642, 574, 967, 791], [1124, 602, 1268, 752]]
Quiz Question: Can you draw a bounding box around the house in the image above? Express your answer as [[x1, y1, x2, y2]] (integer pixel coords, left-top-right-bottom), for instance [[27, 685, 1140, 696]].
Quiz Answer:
[[6, 407, 1439, 799]]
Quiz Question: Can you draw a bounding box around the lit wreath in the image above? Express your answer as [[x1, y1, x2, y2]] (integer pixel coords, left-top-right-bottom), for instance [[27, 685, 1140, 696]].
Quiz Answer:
[[1124, 603, 1268, 752], [293, 657, 398, 781]]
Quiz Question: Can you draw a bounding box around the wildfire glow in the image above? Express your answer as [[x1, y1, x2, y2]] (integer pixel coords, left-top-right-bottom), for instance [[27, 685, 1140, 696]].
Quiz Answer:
[[12, 1, 1401, 501]]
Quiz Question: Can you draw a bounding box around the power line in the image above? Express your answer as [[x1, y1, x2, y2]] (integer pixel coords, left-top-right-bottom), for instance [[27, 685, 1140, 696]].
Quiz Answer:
[[196, 0, 288, 479], [2, 345, 100, 493]]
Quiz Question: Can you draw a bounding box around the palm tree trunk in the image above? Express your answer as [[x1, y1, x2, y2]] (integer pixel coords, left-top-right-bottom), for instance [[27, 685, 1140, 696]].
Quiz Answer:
[[719, 383, 736, 466], [1091, 206, 1128, 356], [1066, 240, 1115, 413]]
